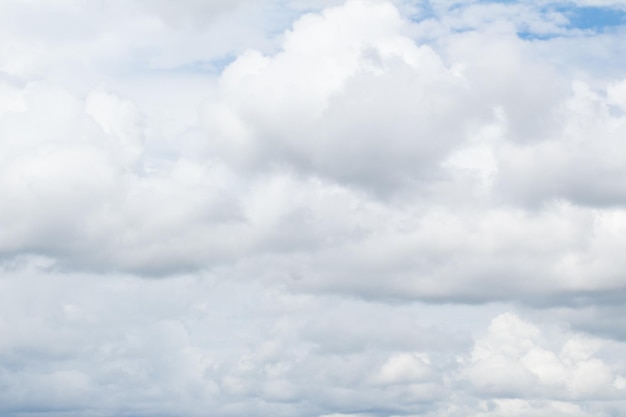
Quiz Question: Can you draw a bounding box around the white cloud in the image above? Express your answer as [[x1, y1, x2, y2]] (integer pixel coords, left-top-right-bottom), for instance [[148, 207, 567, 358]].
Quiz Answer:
[[2, 0, 626, 416], [370, 352, 434, 385], [2, 0, 626, 297], [462, 313, 626, 400], [205, 0, 471, 191]]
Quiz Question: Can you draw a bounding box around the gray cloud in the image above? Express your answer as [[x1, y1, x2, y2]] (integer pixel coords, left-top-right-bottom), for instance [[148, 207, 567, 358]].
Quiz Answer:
[[1, 264, 625, 417]]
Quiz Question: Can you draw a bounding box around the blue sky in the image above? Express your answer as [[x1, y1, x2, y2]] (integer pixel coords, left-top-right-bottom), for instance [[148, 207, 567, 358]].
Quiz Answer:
[[566, 5, 626, 30]]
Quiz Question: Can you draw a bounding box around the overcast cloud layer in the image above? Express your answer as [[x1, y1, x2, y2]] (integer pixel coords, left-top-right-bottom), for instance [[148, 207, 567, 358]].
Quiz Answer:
[[2, 0, 626, 416]]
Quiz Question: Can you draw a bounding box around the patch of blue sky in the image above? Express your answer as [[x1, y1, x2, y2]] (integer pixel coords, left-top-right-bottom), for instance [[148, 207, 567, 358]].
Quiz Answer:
[[519, 5, 626, 40], [412, 0, 437, 20], [404, 2, 433, 23], [517, 31, 559, 40], [413, 1, 626, 39], [563, 5, 626, 31]]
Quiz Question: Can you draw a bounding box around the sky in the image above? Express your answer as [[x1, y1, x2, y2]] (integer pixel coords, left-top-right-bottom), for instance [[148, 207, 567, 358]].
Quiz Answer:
[[1, 0, 626, 416]]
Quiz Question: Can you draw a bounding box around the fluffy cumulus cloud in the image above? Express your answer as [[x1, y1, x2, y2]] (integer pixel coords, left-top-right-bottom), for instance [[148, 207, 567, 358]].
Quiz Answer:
[[2, 0, 626, 416], [462, 313, 625, 399]]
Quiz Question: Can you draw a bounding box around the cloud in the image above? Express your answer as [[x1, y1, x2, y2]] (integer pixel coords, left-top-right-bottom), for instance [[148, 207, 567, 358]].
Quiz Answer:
[[1, 267, 624, 417], [461, 313, 626, 400], [463, 399, 601, 417], [495, 80, 626, 207], [0, 265, 453, 416], [2, 0, 626, 300], [205, 0, 473, 192], [3, 0, 626, 416]]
